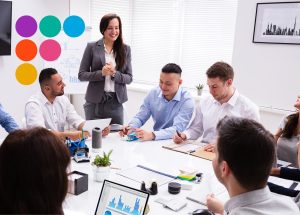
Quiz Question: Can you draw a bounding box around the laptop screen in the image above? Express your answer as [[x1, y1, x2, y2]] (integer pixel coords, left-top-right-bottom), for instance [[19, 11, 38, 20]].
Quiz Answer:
[[95, 180, 150, 215]]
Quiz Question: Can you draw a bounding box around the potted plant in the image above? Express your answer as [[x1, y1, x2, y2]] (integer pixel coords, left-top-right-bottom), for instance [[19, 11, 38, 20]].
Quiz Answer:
[[92, 150, 112, 182], [196, 84, 204, 96]]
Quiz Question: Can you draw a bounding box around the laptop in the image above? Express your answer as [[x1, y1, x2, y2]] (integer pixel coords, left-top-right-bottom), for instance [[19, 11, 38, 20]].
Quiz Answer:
[[95, 180, 150, 215], [83, 118, 112, 134]]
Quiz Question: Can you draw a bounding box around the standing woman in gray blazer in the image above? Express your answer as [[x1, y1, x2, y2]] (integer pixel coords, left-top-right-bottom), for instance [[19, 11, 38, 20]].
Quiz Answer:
[[78, 13, 132, 124]]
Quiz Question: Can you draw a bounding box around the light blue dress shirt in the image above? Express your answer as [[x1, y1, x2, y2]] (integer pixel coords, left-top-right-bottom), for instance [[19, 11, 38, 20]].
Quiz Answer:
[[129, 86, 194, 140], [0, 103, 19, 133]]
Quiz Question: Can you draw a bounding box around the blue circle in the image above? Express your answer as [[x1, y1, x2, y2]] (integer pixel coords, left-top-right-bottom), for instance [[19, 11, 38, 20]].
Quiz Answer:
[[63, 15, 85, 37], [104, 210, 112, 215]]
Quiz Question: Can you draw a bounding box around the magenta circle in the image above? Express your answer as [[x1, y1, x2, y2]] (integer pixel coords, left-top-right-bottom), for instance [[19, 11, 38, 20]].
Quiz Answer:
[[39, 39, 61, 61]]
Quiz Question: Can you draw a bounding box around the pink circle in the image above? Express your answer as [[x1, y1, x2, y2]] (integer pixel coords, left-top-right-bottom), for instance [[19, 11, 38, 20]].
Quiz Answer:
[[39, 39, 61, 61]]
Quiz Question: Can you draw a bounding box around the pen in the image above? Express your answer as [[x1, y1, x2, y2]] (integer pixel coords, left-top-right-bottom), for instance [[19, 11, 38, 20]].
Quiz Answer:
[[176, 130, 182, 138], [81, 128, 84, 140]]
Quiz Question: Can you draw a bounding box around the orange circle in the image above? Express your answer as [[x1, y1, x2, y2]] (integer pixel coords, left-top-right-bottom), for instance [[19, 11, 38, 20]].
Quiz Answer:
[[15, 39, 37, 61]]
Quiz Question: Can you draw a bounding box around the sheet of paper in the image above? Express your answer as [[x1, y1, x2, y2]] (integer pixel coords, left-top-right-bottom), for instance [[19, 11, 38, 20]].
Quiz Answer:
[[68, 173, 83, 181], [186, 174, 227, 205], [174, 144, 201, 153], [117, 165, 175, 186], [268, 176, 295, 188]]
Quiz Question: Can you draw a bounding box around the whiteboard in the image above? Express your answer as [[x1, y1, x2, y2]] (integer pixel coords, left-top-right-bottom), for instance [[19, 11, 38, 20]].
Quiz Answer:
[[44, 29, 90, 94]]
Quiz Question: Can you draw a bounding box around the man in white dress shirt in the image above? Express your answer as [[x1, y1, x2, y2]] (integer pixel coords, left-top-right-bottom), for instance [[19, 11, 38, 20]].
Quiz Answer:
[[173, 61, 260, 151], [206, 116, 299, 214], [25, 68, 90, 140]]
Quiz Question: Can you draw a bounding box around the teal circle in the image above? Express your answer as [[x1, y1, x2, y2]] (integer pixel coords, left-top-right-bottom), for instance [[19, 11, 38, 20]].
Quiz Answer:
[[63, 15, 85, 37], [39, 15, 61, 37]]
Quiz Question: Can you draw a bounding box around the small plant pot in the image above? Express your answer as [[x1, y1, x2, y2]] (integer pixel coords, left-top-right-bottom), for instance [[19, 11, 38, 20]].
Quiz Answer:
[[93, 165, 110, 182], [197, 89, 203, 96]]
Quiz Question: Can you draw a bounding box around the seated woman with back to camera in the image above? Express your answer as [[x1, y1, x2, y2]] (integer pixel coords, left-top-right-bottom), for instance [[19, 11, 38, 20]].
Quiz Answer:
[[0, 127, 70, 214]]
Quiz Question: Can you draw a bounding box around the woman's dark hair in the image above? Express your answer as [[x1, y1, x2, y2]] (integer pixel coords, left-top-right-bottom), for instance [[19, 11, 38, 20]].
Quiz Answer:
[[100, 13, 125, 70], [0, 127, 70, 214], [282, 112, 299, 138]]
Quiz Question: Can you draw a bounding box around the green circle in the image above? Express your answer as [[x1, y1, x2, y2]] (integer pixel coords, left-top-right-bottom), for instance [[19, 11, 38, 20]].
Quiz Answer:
[[39, 15, 61, 37]]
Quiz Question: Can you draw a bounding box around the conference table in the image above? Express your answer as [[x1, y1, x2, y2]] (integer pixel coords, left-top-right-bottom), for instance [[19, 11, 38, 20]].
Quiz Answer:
[[63, 133, 228, 214]]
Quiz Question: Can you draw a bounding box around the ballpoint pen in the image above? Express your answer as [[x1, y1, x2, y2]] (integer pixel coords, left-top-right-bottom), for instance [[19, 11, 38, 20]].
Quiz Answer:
[[176, 130, 182, 138], [188, 150, 196, 154]]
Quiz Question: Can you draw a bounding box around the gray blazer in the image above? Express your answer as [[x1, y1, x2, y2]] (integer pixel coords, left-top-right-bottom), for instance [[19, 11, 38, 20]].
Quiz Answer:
[[78, 39, 133, 104]]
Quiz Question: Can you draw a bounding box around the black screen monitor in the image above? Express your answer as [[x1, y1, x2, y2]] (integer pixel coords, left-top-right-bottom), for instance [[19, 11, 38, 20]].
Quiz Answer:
[[0, 1, 12, 55]]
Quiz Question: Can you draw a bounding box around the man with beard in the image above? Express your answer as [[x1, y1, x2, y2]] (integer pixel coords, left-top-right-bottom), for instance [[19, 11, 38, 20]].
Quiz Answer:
[[25, 68, 90, 140]]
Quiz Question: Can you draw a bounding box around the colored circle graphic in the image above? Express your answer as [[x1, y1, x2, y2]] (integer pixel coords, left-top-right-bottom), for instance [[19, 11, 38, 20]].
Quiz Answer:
[[16, 63, 38, 85], [39, 15, 61, 37], [39, 39, 61, 61], [63, 15, 85, 37], [15, 39, 37, 61], [16, 15, 37, 37]]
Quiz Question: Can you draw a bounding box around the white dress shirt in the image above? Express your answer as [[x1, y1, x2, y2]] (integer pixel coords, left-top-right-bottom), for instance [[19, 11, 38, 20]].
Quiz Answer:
[[224, 187, 299, 215], [185, 89, 260, 143], [104, 43, 116, 92], [25, 92, 84, 131]]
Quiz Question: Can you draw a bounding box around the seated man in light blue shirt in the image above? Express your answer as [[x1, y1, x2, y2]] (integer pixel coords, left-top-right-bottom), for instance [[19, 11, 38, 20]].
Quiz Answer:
[[0, 103, 19, 133], [120, 63, 194, 141]]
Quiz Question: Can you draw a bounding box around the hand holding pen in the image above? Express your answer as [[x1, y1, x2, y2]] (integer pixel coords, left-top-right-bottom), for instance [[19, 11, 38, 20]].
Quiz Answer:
[[118, 125, 133, 137], [173, 130, 187, 144]]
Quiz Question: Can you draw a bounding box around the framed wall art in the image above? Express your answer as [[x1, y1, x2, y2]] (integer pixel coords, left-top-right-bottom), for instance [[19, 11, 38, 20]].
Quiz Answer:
[[253, 2, 300, 44]]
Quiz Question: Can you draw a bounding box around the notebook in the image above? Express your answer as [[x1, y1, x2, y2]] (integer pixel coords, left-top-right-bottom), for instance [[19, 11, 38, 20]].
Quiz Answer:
[[163, 140, 215, 161], [95, 180, 150, 215], [83, 118, 111, 134]]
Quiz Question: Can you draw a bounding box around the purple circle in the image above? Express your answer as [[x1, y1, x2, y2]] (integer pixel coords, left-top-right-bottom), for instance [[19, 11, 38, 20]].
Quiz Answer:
[[16, 15, 37, 37]]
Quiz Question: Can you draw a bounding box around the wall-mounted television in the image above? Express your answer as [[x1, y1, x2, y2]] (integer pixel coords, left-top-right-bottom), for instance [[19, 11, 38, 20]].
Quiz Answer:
[[0, 1, 12, 55]]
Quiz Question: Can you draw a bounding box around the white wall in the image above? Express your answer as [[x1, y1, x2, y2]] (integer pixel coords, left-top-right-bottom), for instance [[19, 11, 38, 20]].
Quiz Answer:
[[232, 0, 300, 111], [0, 0, 70, 138]]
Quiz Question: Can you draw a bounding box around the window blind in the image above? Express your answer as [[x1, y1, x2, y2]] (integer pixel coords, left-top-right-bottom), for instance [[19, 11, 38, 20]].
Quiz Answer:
[[90, 0, 238, 89]]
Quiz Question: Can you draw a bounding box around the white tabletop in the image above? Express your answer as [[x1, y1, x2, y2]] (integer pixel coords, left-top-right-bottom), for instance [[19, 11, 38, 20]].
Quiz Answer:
[[63, 133, 228, 215]]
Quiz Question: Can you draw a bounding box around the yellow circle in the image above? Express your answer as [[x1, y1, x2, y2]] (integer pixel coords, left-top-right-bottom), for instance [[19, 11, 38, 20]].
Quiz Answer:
[[16, 63, 38, 85]]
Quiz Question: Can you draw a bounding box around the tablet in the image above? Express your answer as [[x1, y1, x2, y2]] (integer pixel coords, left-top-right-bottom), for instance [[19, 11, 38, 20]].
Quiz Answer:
[[83, 118, 112, 134], [95, 180, 149, 215]]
